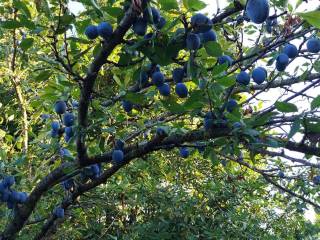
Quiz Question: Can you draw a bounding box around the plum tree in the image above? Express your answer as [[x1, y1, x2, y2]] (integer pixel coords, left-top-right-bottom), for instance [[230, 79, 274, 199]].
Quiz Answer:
[[54, 101, 67, 114], [236, 71, 250, 85], [84, 25, 99, 39], [1, 1, 320, 239], [252, 67, 267, 84], [175, 83, 188, 98], [306, 38, 320, 53], [283, 43, 298, 58], [97, 22, 113, 39], [246, 0, 270, 24]]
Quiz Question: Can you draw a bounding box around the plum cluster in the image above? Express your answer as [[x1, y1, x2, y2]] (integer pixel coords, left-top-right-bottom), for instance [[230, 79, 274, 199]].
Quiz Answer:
[[51, 100, 75, 143], [0, 176, 28, 209], [236, 67, 268, 86], [85, 22, 113, 40], [132, 6, 166, 37], [186, 13, 217, 51]]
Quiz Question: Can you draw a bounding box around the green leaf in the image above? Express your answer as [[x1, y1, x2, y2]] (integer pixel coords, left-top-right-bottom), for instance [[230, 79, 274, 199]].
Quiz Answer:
[[183, 0, 206, 11], [297, 11, 320, 28], [20, 38, 34, 51], [204, 42, 222, 57], [251, 112, 278, 126], [35, 70, 52, 82], [13, 0, 31, 18], [314, 61, 320, 73], [159, 0, 179, 11], [161, 98, 185, 113], [275, 102, 298, 113], [215, 75, 235, 87], [288, 118, 302, 139], [211, 64, 227, 76], [1, 20, 23, 29], [124, 92, 146, 105], [183, 90, 205, 110], [311, 95, 320, 110]]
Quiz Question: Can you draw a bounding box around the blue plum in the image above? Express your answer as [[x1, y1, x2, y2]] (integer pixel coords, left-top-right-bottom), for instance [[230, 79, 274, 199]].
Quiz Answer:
[[122, 100, 133, 113], [54, 207, 65, 218], [307, 38, 320, 53], [133, 18, 148, 36], [175, 83, 188, 98], [199, 30, 217, 43], [3, 176, 15, 188], [65, 126, 73, 137], [179, 147, 189, 158], [226, 99, 238, 113], [186, 33, 201, 50], [246, 0, 270, 24], [54, 101, 67, 114], [112, 150, 124, 164], [252, 67, 267, 84], [139, 71, 149, 86], [191, 13, 213, 33], [172, 68, 185, 83], [158, 83, 171, 97], [144, 7, 161, 24], [51, 121, 60, 131], [283, 44, 298, 58], [276, 53, 289, 72], [97, 22, 113, 39], [152, 72, 165, 87], [218, 55, 233, 67], [236, 71, 250, 85], [313, 175, 320, 185], [156, 16, 166, 29], [84, 25, 98, 39], [115, 139, 125, 150], [63, 113, 75, 127]]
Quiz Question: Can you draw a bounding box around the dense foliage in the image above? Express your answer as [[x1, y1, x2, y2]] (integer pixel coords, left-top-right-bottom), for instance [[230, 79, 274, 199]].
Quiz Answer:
[[0, 0, 320, 239]]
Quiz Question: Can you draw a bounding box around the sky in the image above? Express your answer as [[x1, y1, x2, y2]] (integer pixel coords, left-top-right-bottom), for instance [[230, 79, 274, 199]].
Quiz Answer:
[[68, 0, 319, 222]]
